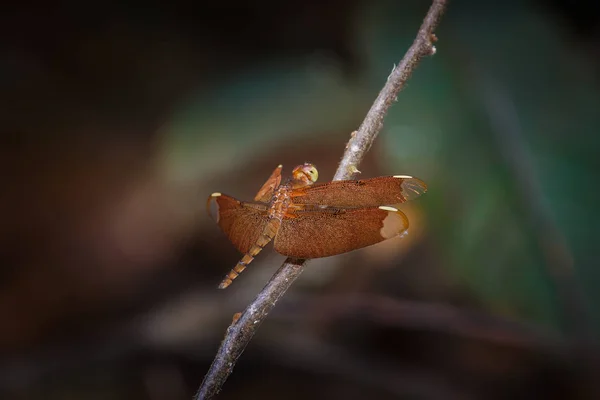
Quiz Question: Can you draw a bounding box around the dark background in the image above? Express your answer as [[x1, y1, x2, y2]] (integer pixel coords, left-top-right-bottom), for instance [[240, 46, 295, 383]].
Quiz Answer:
[[2, 0, 600, 398]]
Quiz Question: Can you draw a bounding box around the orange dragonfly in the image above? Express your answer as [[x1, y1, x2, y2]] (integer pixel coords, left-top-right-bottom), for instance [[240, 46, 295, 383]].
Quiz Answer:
[[207, 163, 427, 289]]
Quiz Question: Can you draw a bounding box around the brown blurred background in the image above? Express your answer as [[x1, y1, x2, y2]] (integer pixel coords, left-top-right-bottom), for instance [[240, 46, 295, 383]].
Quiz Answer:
[[2, 0, 600, 399]]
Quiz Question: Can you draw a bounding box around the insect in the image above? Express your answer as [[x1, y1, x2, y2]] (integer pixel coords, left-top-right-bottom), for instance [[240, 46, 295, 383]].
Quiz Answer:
[[207, 163, 427, 289]]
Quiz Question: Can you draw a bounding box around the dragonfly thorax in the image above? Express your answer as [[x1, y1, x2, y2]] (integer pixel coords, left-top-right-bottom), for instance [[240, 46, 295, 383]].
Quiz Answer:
[[268, 185, 292, 220]]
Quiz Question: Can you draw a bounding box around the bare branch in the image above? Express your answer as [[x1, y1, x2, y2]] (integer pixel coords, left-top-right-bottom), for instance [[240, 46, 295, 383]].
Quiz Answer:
[[469, 66, 591, 342], [195, 1, 448, 398], [287, 294, 565, 353], [334, 0, 446, 181]]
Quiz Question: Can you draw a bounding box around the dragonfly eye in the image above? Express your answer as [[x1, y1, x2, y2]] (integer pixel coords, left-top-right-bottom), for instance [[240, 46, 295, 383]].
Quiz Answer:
[[305, 166, 318, 183]]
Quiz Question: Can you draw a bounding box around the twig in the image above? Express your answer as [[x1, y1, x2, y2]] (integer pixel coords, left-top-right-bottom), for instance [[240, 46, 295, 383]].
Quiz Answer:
[[259, 335, 475, 400], [283, 294, 566, 353], [195, 1, 448, 398], [469, 64, 600, 397], [467, 63, 590, 341]]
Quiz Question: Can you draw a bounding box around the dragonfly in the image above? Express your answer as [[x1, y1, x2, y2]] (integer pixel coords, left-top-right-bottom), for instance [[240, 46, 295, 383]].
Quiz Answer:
[[207, 163, 427, 289]]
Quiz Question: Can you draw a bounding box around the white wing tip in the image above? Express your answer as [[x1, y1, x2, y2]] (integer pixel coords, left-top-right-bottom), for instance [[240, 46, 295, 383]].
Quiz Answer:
[[393, 175, 413, 179], [211, 192, 222, 197], [379, 206, 408, 239]]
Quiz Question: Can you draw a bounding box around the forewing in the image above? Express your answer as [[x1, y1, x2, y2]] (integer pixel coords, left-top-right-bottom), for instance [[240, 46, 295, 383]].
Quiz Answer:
[[207, 193, 269, 254], [273, 206, 409, 258], [290, 176, 427, 208], [254, 164, 282, 202]]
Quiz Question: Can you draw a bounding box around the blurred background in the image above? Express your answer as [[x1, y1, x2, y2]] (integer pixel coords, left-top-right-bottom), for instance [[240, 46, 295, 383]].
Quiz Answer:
[[2, 0, 600, 398]]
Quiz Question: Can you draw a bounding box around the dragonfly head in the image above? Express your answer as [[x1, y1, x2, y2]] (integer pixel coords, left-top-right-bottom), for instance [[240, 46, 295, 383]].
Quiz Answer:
[[292, 163, 319, 186]]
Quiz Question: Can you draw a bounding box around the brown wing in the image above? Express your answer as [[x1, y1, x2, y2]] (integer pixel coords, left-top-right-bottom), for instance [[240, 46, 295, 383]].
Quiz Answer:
[[207, 193, 269, 254], [273, 206, 409, 258], [254, 164, 282, 202], [290, 176, 427, 208]]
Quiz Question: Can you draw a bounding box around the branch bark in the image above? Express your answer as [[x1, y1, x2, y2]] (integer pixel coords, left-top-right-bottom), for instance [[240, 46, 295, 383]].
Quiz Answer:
[[195, 1, 448, 398]]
